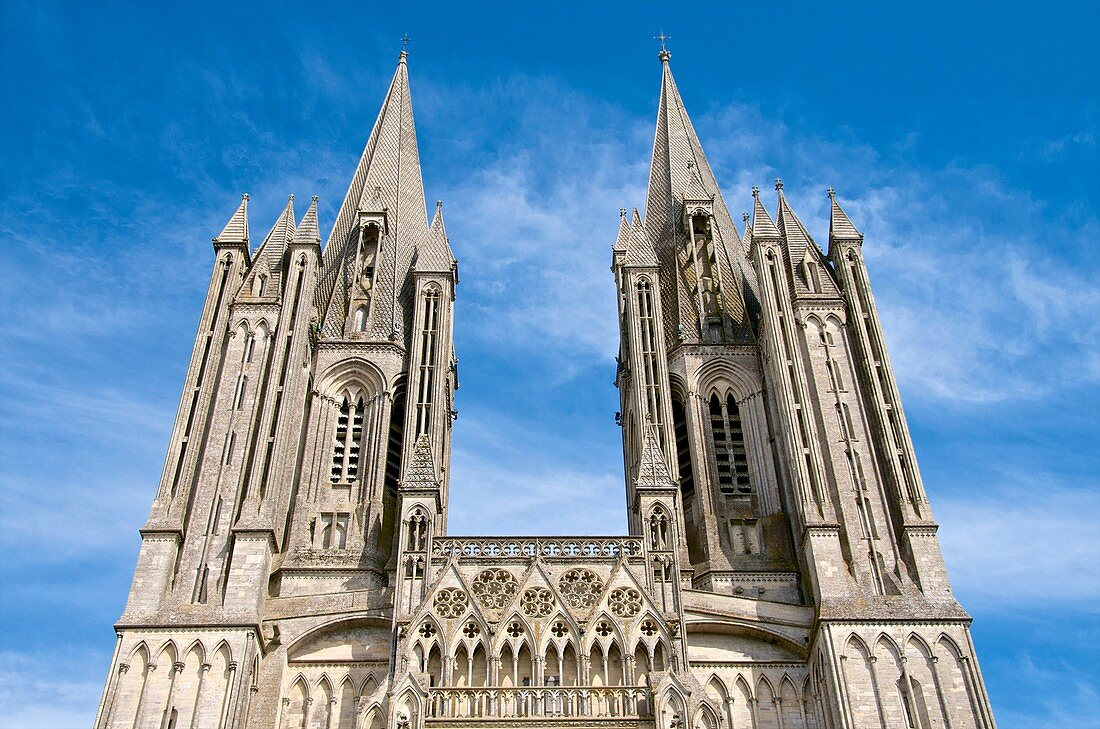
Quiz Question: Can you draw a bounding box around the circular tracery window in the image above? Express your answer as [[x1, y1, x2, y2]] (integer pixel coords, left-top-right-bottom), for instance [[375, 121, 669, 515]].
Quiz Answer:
[[471, 568, 519, 609], [609, 587, 642, 618], [558, 568, 604, 610], [433, 588, 469, 618], [520, 587, 554, 618]]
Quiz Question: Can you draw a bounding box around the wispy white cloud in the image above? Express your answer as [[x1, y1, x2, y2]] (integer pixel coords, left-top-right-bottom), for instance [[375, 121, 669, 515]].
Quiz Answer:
[[0, 650, 102, 729]]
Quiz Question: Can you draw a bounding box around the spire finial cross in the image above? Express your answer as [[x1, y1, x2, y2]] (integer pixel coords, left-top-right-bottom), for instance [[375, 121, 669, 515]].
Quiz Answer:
[[826, 187, 836, 199], [401, 33, 411, 51], [752, 185, 760, 198], [774, 178, 784, 192], [654, 31, 671, 51]]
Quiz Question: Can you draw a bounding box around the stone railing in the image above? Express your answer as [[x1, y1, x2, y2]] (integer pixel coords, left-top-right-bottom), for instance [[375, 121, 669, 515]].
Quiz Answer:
[[432, 537, 644, 560], [426, 686, 652, 720]]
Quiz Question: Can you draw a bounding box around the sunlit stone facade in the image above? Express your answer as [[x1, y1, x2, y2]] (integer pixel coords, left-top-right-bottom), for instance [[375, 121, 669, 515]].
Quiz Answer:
[[95, 50, 996, 729]]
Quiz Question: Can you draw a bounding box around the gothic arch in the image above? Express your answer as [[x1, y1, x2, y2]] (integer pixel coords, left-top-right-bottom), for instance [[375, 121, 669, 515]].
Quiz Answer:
[[693, 703, 720, 729], [316, 357, 387, 401], [583, 611, 627, 655], [695, 358, 760, 402], [538, 611, 582, 654]]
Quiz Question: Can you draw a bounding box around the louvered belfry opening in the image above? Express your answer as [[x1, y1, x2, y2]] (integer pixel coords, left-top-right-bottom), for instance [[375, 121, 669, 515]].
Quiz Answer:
[[710, 393, 751, 496]]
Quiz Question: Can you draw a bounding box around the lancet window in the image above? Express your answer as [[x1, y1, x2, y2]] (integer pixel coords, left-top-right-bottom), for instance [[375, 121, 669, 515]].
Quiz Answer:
[[406, 509, 429, 552], [709, 393, 751, 495], [330, 395, 365, 483], [415, 287, 441, 437], [636, 280, 664, 442], [671, 396, 695, 499]]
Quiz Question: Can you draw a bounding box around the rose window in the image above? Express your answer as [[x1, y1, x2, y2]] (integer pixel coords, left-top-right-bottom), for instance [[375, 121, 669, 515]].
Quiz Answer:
[[609, 587, 642, 618], [558, 568, 604, 611], [471, 569, 519, 609], [520, 587, 554, 618], [433, 588, 469, 619]]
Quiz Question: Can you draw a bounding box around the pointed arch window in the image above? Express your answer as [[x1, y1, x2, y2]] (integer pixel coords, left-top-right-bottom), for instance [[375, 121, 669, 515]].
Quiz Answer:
[[354, 305, 368, 332], [319, 512, 349, 549], [671, 395, 695, 498], [406, 509, 429, 552], [251, 273, 267, 297], [636, 280, 664, 443], [415, 287, 441, 436], [330, 395, 365, 483], [709, 393, 752, 495]]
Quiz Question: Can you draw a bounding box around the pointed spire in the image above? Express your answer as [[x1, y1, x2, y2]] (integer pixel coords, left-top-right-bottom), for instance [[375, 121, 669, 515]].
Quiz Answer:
[[775, 184, 840, 297], [214, 194, 250, 246], [751, 186, 781, 239], [402, 434, 439, 487], [318, 52, 431, 336], [624, 208, 659, 267], [636, 425, 675, 488], [644, 53, 753, 340], [415, 200, 455, 272], [613, 208, 630, 252], [293, 196, 321, 246], [741, 211, 752, 249], [828, 188, 863, 241]]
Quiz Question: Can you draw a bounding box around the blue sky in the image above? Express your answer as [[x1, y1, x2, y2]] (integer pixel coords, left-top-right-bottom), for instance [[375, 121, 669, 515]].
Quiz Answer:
[[1, 1, 1098, 727]]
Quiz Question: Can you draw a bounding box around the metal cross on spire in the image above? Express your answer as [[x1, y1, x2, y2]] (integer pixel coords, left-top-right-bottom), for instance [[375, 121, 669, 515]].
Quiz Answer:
[[653, 31, 671, 51], [401, 33, 411, 51]]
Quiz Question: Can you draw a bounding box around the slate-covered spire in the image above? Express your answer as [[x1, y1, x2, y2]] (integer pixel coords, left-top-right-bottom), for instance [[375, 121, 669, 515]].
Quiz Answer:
[[401, 433, 440, 488], [776, 182, 841, 297], [750, 185, 781, 239], [293, 195, 321, 247], [828, 188, 863, 243], [636, 424, 675, 488], [213, 194, 250, 248], [318, 51, 431, 338], [415, 200, 455, 273], [643, 50, 753, 342], [624, 207, 659, 267], [240, 196, 295, 298], [613, 208, 630, 253]]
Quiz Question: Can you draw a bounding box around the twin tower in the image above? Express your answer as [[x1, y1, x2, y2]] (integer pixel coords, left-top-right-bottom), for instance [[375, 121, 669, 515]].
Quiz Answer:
[[95, 50, 996, 729]]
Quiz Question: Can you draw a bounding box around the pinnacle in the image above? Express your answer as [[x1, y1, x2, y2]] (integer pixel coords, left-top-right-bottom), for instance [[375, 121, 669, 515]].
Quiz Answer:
[[213, 194, 250, 245], [751, 187, 781, 239], [828, 189, 863, 241], [636, 424, 674, 488], [402, 433, 439, 487], [293, 195, 321, 246]]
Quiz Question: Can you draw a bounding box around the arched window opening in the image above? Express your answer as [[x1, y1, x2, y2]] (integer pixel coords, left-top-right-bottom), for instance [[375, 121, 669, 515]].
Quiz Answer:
[[406, 510, 428, 552], [648, 508, 670, 551], [318, 512, 349, 549], [330, 395, 365, 483], [636, 281, 664, 447], [354, 306, 368, 332], [671, 396, 695, 498], [252, 273, 267, 297], [415, 288, 441, 437], [709, 393, 752, 495]]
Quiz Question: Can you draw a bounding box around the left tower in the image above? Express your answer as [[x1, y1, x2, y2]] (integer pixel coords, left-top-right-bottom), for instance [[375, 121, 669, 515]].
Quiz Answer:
[[95, 51, 458, 729]]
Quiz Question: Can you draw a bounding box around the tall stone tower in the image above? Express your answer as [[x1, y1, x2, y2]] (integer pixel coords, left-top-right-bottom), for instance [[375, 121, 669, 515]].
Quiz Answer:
[[96, 50, 995, 729]]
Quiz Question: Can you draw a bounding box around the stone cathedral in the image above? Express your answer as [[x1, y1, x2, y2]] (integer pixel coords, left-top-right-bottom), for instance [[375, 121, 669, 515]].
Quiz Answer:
[[95, 49, 997, 729]]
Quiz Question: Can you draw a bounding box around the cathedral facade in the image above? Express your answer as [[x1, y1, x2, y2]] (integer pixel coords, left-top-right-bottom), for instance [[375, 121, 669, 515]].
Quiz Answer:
[[94, 50, 997, 729]]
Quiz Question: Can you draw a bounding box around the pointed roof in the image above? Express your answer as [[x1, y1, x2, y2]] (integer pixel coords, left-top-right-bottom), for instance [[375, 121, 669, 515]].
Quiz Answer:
[[643, 52, 753, 342], [415, 200, 455, 272], [624, 208, 659, 267], [776, 183, 841, 297], [293, 195, 321, 247], [613, 208, 630, 253], [213, 194, 250, 246], [636, 425, 675, 488], [741, 211, 752, 249], [402, 433, 439, 488], [318, 52, 431, 338], [750, 186, 781, 239], [240, 196, 295, 298], [828, 188, 863, 241]]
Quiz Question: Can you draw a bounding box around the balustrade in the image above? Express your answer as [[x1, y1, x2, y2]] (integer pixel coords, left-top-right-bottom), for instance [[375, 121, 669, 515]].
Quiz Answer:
[[426, 685, 652, 720], [432, 537, 644, 560]]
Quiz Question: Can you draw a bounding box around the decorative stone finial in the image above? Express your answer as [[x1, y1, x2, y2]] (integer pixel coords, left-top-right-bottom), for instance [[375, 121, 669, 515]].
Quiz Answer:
[[312, 195, 319, 203], [242, 193, 250, 201], [826, 187, 836, 199], [743, 211, 750, 223], [774, 179, 783, 192], [751, 185, 760, 198], [620, 208, 627, 219], [288, 193, 295, 202]]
